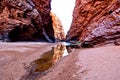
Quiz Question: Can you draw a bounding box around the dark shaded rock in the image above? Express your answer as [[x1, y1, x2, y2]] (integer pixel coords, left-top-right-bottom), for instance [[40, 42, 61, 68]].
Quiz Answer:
[[0, 0, 5, 14], [0, 0, 55, 42], [32, 0, 55, 42], [66, 0, 120, 47]]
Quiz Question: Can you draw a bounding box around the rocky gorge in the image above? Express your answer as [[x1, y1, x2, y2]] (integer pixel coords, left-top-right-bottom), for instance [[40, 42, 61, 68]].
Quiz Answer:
[[0, 0, 120, 80], [0, 0, 119, 47]]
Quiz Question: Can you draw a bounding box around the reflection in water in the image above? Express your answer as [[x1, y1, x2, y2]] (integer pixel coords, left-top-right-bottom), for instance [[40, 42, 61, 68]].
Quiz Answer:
[[52, 44, 66, 63], [66, 46, 73, 53], [20, 42, 87, 80], [20, 44, 70, 80], [31, 44, 66, 73]]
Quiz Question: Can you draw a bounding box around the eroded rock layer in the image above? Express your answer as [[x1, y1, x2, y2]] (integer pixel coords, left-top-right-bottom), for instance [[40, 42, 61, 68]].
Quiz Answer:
[[0, 0, 55, 42], [67, 0, 120, 46]]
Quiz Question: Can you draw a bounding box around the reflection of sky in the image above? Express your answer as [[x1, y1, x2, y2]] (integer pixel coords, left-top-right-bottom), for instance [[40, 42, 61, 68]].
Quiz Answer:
[[51, 0, 75, 34], [63, 47, 69, 57]]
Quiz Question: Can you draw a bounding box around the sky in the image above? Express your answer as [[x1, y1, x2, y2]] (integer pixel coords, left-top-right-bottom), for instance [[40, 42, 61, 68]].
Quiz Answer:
[[51, 0, 75, 34]]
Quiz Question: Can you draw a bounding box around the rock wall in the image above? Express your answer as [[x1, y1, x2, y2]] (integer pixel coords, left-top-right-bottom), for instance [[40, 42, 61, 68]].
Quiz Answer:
[[0, 0, 55, 42], [50, 11, 66, 41], [67, 0, 120, 47]]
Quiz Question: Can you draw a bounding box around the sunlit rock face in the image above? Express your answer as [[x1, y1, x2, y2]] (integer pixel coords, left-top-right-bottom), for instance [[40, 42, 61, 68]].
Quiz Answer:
[[67, 0, 120, 46], [0, 0, 55, 42], [50, 11, 66, 41]]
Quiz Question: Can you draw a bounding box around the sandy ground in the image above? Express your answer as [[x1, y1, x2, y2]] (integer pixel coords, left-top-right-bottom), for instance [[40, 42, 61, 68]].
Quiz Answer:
[[0, 42, 55, 80], [0, 42, 120, 80]]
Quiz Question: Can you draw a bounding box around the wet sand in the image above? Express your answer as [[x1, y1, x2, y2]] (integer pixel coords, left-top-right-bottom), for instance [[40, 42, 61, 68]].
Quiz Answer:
[[0, 42, 120, 80]]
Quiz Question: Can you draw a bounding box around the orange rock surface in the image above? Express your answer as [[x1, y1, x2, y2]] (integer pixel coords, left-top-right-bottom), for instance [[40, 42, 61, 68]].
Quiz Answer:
[[50, 11, 66, 41], [67, 0, 120, 47]]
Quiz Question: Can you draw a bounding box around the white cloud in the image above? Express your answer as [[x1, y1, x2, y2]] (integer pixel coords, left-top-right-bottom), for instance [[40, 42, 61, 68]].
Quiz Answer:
[[51, 0, 75, 34]]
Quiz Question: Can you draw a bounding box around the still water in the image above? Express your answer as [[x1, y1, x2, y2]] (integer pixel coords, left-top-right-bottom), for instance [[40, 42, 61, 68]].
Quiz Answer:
[[20, 42, 81, 80]]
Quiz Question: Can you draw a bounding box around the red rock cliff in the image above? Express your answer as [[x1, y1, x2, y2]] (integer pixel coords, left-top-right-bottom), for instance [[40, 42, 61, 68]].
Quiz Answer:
[[67, 0, 120, 46], [0, 0, 55, 42], [50, 11, 66, 41]]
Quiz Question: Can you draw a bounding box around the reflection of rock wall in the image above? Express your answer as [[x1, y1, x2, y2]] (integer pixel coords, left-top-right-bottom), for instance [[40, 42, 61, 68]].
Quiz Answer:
[[52, 44, 65, 63], [21, 44, 66, 80], [0, 0, 55, 42], [67, 0, 120, 46], [50, 12, 66, 41]]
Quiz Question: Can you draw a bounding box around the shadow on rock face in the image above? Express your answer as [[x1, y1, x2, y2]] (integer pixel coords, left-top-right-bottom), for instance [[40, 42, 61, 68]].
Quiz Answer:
[[81, 41, 94, 48], [0, 0, 55, 42], [0, 0, 5, 13]]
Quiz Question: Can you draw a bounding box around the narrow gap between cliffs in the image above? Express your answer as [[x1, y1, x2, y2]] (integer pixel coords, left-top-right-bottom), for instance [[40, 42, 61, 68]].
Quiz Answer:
[[51, 0, 76, 35]]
